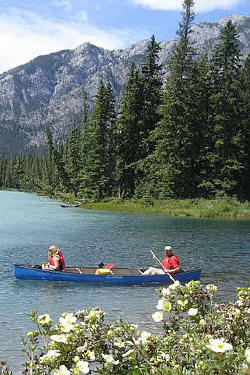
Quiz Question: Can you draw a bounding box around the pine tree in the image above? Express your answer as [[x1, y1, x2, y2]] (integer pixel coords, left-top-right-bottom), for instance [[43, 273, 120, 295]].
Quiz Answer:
[[237, 53, 250, 199], [147, 0, 206, 198], [79, 80, 116, 200], [115, 64, 145, 198], [133, 36, 163, 199], [141, 35, 162, 150], [207, 20, 243, 197], [81, 88, 89, 127], [45, 126, 72, 193], [64, 125, 82, 196]]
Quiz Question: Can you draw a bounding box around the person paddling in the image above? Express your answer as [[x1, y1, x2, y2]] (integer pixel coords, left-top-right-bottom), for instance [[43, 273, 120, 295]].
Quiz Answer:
[[143, 246, 180, 275]]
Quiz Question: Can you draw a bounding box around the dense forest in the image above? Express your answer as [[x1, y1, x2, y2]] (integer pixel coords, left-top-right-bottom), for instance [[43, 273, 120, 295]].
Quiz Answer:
[[0, 0, 249, 201]]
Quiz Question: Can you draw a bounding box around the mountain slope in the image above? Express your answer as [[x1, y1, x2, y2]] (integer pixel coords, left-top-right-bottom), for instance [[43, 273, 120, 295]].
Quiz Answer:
[[0, 14, 249, 157]]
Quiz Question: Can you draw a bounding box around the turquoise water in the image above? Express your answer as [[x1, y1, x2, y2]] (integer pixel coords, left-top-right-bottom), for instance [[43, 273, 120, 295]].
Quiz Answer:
[[0, 191, 249, 374]]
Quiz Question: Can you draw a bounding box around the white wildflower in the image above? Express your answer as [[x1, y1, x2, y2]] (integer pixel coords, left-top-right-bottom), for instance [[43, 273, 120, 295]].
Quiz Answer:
[[199, 319, 206, 327], [169, 280, 180, 290], [50, 334, 67, 343], [59, 313, 77, 332], [177, 299, 188, 307], [86, 310, 101, 321], [38, 313, 52, 325], [74, 360, 89, 374], [157, 299, 172, 312], [60, 313, 77, 325], [86, 350, 95, 361], [209, 338, 233, 353], [188, 308, 198, 317], [51, 365, 70, 375], [102, 353, 119, 365], [139, 331, 151, 344], [122, 349, 135, 357], [152, 311, 164, 322], [245, 348, 250, 363], [161, 287, 171, 297], [40, 350, 60, 363], [206, 284, 217, 294]]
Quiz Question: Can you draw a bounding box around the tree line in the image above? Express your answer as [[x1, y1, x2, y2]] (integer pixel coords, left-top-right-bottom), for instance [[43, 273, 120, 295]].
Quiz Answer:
[[0, 0, 249, 201]]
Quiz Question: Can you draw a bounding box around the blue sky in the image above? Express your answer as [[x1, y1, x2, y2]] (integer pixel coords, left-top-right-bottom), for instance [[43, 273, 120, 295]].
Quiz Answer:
[[0, 0, 249, 73]]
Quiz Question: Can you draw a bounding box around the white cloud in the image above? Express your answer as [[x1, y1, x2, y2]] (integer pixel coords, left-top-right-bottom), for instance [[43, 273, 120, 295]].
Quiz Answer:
[[130, 0, 241, 12], [52, 0, 72, 10], [0, 9, 142, 74]]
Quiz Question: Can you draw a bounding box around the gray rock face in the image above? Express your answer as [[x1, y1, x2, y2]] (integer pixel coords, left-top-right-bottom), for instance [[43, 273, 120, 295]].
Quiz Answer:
[[0, 14, 249, 155]]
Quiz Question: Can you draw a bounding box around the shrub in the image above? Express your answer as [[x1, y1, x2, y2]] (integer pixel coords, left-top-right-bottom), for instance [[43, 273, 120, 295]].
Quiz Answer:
[[1, 282, 249, 374]]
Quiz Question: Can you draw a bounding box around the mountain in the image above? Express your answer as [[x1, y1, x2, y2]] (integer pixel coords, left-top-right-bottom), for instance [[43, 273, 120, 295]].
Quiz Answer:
[[0, 14, 249, 157]]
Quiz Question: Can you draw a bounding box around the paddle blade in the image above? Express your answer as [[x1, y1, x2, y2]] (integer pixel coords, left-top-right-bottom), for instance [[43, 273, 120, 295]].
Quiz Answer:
[[105, 262, 115, 269]]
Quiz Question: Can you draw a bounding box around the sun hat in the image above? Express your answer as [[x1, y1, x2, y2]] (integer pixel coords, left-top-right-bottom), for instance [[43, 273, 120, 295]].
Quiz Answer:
[[164, 246, 172, 251]]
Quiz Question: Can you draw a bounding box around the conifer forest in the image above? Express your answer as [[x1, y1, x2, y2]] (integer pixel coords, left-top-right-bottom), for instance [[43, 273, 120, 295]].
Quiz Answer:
[[0, 0, 250, 201]]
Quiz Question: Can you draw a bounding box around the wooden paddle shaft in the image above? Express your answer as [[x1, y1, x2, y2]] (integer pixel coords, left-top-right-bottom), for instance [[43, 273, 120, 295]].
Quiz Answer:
[[150, 250, 175, 282]]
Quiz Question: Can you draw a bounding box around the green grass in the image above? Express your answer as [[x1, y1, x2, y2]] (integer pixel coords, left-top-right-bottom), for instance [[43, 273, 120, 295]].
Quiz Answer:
[[73, 197, 250, 219]]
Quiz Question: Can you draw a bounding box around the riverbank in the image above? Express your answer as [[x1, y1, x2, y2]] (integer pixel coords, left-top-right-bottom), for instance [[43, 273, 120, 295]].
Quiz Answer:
[[54, 194, 250, 219]]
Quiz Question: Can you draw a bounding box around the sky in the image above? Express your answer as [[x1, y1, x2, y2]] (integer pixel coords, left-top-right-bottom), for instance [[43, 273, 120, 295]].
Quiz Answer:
[[0, 0, 249, 74]]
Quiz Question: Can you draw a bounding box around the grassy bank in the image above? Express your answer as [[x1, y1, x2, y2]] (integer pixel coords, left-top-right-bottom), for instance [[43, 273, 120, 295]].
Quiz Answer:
[[56, 194, 250, 219]]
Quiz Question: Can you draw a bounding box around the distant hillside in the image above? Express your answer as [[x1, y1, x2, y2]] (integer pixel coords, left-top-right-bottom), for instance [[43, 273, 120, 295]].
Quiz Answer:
[[0, 14, 249, 157]]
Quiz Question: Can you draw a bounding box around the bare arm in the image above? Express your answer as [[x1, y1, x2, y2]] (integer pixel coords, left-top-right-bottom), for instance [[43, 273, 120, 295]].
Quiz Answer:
[[167, 266, 180, 274]]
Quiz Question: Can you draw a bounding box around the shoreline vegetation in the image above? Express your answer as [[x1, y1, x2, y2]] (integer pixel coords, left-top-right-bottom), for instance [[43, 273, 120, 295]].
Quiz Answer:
[[3, 190, 250, 219], [54, 193, 250, 219]]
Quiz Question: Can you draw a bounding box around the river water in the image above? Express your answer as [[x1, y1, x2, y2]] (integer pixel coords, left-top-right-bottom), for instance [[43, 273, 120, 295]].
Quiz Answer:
[[0, 191, 249, 373]]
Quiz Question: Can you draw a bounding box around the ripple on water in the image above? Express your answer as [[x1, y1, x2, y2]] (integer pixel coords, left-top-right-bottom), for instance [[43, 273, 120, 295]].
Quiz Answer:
[[0, 191, 249, 374]]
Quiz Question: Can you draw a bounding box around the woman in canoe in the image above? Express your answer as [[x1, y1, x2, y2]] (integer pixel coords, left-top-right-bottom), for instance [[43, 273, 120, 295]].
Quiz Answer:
[[42, 245, 66, 271], [143, 246, 180, 275]]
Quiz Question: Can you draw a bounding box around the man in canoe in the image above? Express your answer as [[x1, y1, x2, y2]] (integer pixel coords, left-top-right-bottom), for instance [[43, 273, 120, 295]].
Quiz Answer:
[[143, 246, 180, 275]]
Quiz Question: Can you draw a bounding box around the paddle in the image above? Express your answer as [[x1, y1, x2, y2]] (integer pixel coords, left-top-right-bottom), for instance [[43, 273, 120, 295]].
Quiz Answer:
[[150, 250, 175, 282], [105, 262, 115, 269]]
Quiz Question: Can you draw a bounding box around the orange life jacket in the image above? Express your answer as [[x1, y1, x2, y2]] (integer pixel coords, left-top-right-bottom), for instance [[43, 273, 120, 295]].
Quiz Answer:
[[161, 254, 179, 270], [49, 250, 65, 271], [58, 250, 66, 270]]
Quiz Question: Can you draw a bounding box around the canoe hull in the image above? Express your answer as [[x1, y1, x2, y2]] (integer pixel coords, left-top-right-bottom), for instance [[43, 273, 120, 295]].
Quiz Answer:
[[14, 265, 201, 285]]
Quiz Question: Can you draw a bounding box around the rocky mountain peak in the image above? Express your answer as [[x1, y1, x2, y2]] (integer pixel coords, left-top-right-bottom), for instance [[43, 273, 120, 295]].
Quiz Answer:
[[218, 13, 248, 25], [0, 14, 249, 157]]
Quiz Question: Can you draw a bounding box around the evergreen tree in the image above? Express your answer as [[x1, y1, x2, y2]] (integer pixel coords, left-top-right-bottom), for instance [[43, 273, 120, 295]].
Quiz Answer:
[[64, 125, 82, 196], [45, 126, 72, 193], [237, 53, 250, 199], [207, 20, 243, 197], [115, 64, 145, 198], [81, 88, 89, 127], [141, 35, 162, 150], [79, 80, 116, 200], [133, 36, 163, 198], [147, 0, 206, 198]]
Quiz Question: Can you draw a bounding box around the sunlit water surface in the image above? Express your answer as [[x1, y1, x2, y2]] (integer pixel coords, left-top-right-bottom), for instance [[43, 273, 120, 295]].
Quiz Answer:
[[0, 191, 249, 373]]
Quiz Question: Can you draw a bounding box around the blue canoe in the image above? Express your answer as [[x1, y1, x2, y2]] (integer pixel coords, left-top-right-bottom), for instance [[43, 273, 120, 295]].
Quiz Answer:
[[14, 264, 201, 285]]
